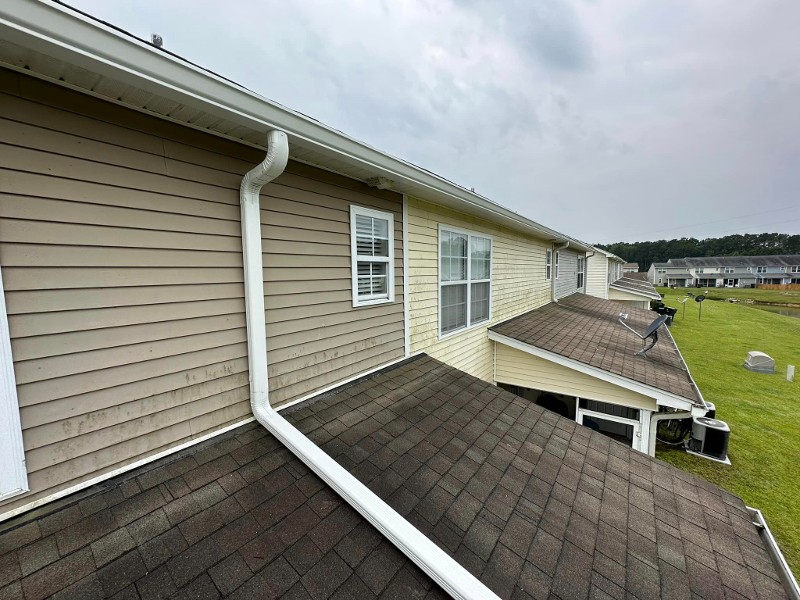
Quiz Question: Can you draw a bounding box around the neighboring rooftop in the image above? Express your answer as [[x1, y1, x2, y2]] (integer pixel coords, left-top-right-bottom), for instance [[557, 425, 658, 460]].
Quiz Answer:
[[285, 354, 788, 600], [490, 294, 702, 405], [623, 263, 639, 270], [0, 423, 441, 600], [658, 256, 800, 268], [609, 276, 662, 300]]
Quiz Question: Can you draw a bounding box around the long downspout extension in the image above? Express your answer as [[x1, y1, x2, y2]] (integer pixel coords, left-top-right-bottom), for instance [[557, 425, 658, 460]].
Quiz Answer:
[[240, 131, 498, 600]]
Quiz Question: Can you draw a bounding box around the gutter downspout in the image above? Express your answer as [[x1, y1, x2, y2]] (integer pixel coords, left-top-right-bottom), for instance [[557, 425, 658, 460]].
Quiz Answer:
[[552, 241, 570, 302], [240, 131, 498, 600], [648, 410, 692, 457]]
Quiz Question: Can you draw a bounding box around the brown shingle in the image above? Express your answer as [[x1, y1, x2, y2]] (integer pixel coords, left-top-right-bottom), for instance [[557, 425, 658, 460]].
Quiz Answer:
[[490, 293, 702, 403], [285, 354, 787, 599]]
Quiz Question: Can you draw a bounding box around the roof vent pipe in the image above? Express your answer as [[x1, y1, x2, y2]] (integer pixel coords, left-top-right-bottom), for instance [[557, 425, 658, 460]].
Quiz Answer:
[[240, 131, 498, 600]]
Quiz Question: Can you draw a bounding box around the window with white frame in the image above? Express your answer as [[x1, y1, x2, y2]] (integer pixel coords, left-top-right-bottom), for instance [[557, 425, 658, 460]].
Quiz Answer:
[[555, 251, 560, 279], [545, 249, 552, 281], [439, 227, 491, 336], [757, 266, 767, 273], [792, 266, 800, 273], [350, 206, 394, 307], [577, 256, 585, 289]]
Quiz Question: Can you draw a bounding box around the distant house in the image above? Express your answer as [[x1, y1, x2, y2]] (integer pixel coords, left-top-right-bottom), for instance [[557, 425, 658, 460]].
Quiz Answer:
[[648, 255, 800, 287], [622, 262, 639, 272]]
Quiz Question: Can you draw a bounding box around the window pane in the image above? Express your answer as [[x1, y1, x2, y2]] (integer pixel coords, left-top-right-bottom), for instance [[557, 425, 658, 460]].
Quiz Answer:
[[471, 236, 491, 280], [441, 232, 467, 281], [470, 281, 490, 324], [356, 215, 390, 258], [441, 284, 467, 333], [357, 262, 387, 297]]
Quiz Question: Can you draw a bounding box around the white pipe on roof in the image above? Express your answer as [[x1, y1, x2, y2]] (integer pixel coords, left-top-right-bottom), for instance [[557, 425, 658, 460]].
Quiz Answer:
[[240, 131, 499, 600]]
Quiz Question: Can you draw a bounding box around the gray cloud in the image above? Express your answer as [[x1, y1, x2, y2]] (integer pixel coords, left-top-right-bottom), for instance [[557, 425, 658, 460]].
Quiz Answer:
[[67, 0, 800, 243]]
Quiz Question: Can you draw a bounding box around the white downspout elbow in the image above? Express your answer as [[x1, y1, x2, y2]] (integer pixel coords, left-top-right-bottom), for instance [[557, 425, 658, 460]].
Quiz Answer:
[[240, 131, 498, 600], [648, 410, 692, 456]]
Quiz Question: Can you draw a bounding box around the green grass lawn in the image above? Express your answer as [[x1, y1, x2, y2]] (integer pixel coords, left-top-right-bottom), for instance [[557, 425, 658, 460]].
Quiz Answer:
[[656, 285, 800, 305], [654, 291, 800, 572]]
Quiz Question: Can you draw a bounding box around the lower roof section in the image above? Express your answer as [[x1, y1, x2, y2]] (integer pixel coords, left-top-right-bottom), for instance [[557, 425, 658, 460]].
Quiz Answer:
[[609, 277, 662, 300], [286, 354, 787, 600], [489, 294, 704, 408]]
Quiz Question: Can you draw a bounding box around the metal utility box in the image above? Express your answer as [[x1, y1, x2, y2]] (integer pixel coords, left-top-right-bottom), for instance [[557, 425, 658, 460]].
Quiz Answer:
[[744, 351, 775, 374]]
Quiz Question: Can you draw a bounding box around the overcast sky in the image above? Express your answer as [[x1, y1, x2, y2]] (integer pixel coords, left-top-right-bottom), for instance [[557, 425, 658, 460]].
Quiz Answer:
[[70, 0, 800, 243]]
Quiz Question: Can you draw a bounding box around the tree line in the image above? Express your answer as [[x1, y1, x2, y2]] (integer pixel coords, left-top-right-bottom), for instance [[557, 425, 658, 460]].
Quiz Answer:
[[596, 233, 800, 272]]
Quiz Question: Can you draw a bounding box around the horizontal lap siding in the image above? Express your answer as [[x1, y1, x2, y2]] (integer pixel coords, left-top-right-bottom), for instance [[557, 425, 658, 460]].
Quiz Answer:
[[0, 69, 403, 513], [259, 152, 405, 408], [408, 197, 551, 381], [494, 344, 657, 411], [586, 254, 609, 300], [555, 248, 582, 300]]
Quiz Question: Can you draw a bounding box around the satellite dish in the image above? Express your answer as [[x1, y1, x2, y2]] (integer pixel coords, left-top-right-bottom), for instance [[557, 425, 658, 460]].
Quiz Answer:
[[618, 314, 669, 357], [694, 294, 705, 303]]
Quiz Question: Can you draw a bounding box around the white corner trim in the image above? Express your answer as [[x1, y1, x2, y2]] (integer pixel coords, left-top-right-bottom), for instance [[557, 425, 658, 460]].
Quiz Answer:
[[0, 264, 28, 501], [402, 195, 410, 357], [0, 416, 256, 523], [488, 330, 697, 411]]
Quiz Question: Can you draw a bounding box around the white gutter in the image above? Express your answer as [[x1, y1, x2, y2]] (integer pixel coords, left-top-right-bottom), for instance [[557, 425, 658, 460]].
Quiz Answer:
[[747, 507, 800, 600], [240, 131, 498, 600]]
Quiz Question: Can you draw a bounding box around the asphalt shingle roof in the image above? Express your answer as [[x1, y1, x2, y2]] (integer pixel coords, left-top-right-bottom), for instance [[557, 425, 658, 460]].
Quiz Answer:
[[0, 423, 441, 600], [490, 294, 703, 405], [609, 277, 662, 299], [285, 355, 788, 600]]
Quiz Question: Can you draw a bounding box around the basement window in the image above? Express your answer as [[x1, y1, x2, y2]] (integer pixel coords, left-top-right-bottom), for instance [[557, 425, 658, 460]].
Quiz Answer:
[[439, 226, 492, 336], [350, 205, 394, 307]]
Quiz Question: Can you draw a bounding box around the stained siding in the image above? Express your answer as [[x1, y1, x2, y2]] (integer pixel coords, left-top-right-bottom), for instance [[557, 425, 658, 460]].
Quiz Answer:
[[0, 70, 404, 513], [554, 247, 584, 300], [494, 343, 658, 411], [408, 197, 551, 381], [586, 253, 609, 299]]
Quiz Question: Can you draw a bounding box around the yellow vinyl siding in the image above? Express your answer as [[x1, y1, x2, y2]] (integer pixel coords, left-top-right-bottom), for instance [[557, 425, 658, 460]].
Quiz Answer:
[[408, 197, 552, 380], [494, 343, 658, 411], [586, 253, 609, 299], [0, 69, 404, 514], [608, 288, 651, 309]]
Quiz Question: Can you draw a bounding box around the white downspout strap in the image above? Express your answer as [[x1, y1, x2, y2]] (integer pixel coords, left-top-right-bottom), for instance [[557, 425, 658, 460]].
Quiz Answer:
[[241, 130, 499, 600]]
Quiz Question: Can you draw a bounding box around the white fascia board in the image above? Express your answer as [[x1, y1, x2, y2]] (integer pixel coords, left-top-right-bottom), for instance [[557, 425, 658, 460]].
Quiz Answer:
[[0, 0, 585, 249], [488, 330, 698, 411]]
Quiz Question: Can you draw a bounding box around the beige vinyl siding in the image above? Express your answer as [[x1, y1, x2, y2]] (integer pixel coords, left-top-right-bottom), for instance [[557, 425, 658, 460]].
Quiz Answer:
[[0, 69, 404, 513], [554, 247, 583, 300], [408, 197, 551, 381], [494, 343, 658, 411], [586, 253, 609, 299]]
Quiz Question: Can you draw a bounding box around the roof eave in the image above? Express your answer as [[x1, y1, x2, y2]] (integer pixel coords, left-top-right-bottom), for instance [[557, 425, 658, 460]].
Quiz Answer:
[[488, 330, 702, 411], [0, 0, 592, 247]]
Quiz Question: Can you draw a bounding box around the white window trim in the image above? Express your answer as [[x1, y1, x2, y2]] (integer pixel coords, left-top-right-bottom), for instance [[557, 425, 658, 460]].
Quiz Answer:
[[0, 264, 28, 500], [545, 249, 552, 281], [350, 205, 395, 308], [577, 256, 585, 289], [577, 407, 643, 453], [438, 224, 492, 340], [555, 251, 560, 279]]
